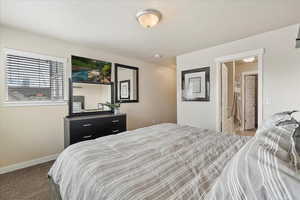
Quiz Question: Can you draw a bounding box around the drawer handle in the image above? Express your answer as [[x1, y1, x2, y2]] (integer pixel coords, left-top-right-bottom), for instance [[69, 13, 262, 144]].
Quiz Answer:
[[112, 120, 119, 123], [82, 123, 92, 127], [82, 135, 92, 139], [112, 130, 119, 133]]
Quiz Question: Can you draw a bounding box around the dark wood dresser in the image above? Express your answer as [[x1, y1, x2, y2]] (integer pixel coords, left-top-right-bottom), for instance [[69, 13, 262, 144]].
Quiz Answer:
[[64, 113, 126, 148]]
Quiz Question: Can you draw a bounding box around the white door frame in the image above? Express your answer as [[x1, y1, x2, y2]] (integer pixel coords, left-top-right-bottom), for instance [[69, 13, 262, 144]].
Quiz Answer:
[[242, 71, 258, 130], [215, 49, 265, 132], [221, 63, 229, 132]]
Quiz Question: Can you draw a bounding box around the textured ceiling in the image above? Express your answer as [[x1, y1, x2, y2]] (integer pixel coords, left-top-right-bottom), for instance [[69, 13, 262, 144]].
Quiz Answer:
[[1, 0, 300, 66]]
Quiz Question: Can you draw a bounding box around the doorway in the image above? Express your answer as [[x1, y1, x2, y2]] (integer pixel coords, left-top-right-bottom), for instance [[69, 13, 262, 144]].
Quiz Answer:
[[216, 49, 264, 135], [219, 57, 259, 136]]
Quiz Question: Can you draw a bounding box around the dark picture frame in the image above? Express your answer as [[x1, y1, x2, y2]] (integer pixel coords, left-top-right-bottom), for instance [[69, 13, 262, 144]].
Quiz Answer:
[[182, 67, 210, 101], [68, 78, 114, 117], [115, 64, 139, 103], [120, 80, 130, 100]]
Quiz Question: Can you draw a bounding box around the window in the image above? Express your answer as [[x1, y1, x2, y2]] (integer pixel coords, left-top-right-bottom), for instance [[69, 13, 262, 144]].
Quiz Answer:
[[4, 49, 66, 105]]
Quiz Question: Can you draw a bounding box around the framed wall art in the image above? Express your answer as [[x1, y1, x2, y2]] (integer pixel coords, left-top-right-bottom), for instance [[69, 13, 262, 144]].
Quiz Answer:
[[182, 67, 210, 101], [71, 55, 112, 84]]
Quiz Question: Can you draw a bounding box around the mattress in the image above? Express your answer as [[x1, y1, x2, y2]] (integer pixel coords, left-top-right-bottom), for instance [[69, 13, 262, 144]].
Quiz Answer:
[[48, 123, 250, 200]]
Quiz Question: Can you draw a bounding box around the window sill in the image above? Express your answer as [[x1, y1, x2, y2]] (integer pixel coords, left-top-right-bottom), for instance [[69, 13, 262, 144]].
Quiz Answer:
[[1, 101, 67, 107]]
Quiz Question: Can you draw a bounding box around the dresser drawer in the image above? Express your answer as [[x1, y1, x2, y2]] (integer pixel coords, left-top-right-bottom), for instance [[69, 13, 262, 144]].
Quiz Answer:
[[70, 132, 95, 144], [109, 116, 126, 133], [92, 116, 126, 138], [69, 119, 98, 144], [93, 117, 117, 137], [110, 123, 126, 134]]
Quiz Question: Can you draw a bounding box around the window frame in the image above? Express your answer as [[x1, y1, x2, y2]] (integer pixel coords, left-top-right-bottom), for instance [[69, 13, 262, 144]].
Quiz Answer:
[[2, 48, 68, 107]]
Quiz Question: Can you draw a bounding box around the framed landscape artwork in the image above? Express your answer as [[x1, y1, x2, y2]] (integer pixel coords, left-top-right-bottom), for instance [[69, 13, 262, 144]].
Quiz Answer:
[[71, 55, 112, 84], [120, 80, 130, 100], [182, 67, 210, 101]]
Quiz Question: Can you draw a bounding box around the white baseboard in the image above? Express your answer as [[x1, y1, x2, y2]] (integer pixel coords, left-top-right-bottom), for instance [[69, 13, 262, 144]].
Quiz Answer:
[[0, 154, 59, 174]]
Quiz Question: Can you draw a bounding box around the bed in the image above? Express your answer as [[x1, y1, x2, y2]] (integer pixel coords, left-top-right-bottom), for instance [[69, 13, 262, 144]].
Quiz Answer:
[[49, 112, 300, 200], [48, 123, 250, 200]]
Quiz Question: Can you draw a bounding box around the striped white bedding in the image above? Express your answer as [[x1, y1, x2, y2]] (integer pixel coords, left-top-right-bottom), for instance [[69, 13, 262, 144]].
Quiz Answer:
[[206, 111, 300, 200], [49, 123, 250, 200]]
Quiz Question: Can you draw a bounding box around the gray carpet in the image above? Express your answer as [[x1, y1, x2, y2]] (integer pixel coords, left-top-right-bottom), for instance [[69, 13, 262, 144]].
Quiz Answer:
[[0, 161, 54, 200]]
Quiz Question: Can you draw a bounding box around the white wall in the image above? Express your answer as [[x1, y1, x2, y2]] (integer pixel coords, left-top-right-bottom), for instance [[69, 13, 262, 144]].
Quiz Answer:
[[177, 24, 300, 130], [0, 26, 177, 168]]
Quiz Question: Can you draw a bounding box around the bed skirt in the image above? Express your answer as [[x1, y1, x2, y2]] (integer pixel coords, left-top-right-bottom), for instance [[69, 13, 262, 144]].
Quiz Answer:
[[48, 176, 62, 200]]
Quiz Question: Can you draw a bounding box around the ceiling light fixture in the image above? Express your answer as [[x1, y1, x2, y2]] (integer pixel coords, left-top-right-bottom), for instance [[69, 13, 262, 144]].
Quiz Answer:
[[154, 53, 162, 59], [136, 9, 162, 28], [243, 57, 256, 63]]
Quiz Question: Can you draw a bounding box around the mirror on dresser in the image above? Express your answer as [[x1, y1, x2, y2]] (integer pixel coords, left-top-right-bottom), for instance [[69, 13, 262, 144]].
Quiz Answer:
[[115, 63, 139, 103], [72, 82, 113, 114], [69, 55, 114, 116]]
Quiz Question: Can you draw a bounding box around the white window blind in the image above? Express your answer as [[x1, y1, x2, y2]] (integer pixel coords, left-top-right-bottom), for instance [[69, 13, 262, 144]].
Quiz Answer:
[[5, 50, 65, 104]]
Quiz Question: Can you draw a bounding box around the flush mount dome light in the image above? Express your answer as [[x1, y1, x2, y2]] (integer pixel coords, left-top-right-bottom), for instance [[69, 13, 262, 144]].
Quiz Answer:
[[154, 53, 162, 58], [243, 57, 256, 63], [136, 9, 162, 28]]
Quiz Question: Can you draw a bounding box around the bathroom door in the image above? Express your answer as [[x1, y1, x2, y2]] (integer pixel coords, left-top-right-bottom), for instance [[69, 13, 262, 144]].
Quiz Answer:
[[244, 75, 257, 130]]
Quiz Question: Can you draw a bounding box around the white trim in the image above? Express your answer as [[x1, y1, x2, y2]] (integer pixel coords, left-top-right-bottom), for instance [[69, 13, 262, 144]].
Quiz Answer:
[[2, 101, 67, 107], [215, 48, 264, 132], [215, 49, 265, 63], [241, 71, 258, 130], [0, 154, 58, 174], [2, 48, 68, 106], [3, 48, 65, 63]]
